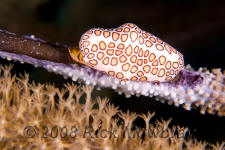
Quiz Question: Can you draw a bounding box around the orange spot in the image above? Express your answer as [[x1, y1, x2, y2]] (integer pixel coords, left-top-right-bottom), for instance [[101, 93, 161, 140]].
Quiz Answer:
[[144, 59, 148, 64], [159, 56, 166, 65], [149, 53, 156, 62], [171, 47, 177, 54], [137, 71, 144, 77], [130, 55, 137, 63], [82, 35, 89, 40], [99, 41, 106, 50], [166, 76, 172, 81], [130, 31, 138, 42], [166, 71, 170, 76], [139, 36, 144, 44], [115, 50, 123, 56], [102, 57, 109, 65], [178, 52, 183, 58], [103, 31, 110, 38], [155, 44, 164, 51], [128, 23, 135, 28], [170, 69, 174, 75], [145, 40, 153, 47], [125, 45, 133, 56], [157, 38, 163, 44], [130, 65, 138, 73], [121, 34, 128, 42], [108, 42, 115, 48], [150, 37, 156, 43], [151, 68, 158, 75], [138, 48, 143, 57], [179, 66, 183, 71], [91, 44, 98, 52], [79, 41, 83, 49], [137, 59, 143, 66], [175, 70, 178, 75], [106, 49, 114, 56], [112, 32, 120, 41], [144, 50, 149, 57], [143, 65, 151, 73], [117, 43, 125, 49], [87, 30, 93, 34], [108, 71, 115, 76], [83, 41, 90, 47], [97, 52, 104, 60], [158, 68, 165, 77], [116, 28, 122, 32], [87, 53, 95, 59], [94, 30, 101, 36], [130, 76, 138, 81], [142, 33, 148, 38], [84, 48, 89, 55], [179, 58, 183, 65], [146, 32, 152, 37], [134, 46, 139, 54], [89, 59, 98, 65], [111, 57, 118, 66], [116, 72, 124, 79], [123, 27, 130, 32], [172, 62, 179, 69], [119, 55, 127, 63], [121, 23, 127, 27], [152, 60, 158, 66], [135, 27, 141, 33], [122, 63, 130, 72], [164, 44, 171, 54], [165, 61, 171, 70], [140, 76, 147, 81]]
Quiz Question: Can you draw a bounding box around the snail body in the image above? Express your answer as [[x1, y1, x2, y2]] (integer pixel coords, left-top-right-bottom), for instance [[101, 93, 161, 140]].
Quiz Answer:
[[70, 23, 184, 82]]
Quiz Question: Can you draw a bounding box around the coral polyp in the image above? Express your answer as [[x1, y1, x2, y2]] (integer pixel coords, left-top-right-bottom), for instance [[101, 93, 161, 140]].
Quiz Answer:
[[0, 65, 224, 149]]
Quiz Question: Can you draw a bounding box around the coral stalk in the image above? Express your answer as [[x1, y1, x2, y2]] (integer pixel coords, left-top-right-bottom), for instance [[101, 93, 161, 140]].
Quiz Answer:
[[0, 29, 224, 116], [0, 29, 74, 63]]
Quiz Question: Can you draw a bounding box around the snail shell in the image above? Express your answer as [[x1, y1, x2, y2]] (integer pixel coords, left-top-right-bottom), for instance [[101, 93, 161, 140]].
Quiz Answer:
[[77, 23, 184, 82]]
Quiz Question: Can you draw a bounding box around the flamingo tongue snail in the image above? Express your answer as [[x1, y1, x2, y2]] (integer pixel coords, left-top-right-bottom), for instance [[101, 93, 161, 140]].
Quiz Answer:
[[69, 23, 184, 82]]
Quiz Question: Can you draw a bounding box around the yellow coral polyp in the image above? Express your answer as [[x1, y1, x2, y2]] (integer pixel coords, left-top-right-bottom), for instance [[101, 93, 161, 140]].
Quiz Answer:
[[0, 64, 223, 150]]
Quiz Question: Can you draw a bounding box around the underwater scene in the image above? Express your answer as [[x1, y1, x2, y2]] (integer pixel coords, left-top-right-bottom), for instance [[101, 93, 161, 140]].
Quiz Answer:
[[0, 0, 224, 149]]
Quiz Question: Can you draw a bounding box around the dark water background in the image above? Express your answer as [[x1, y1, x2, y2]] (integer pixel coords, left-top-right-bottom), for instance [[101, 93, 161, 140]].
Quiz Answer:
[[0, 0, 224, 144]]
